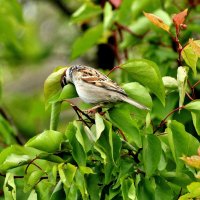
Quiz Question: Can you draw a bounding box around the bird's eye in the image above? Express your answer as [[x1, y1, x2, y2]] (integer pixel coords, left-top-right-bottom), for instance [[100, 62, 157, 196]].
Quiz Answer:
[[61, 75, 67, 88]]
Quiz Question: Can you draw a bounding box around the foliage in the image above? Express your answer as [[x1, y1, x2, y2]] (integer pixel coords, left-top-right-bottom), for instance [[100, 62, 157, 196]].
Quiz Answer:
[[1, 0, 200, 199]]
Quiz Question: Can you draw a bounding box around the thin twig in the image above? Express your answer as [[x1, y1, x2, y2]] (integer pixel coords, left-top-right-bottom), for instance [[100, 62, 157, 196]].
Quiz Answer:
[[115, 22, 145, 38], [186, 92, 194, 101], [117, 129, 127, 141], [153, 106, 185, 133], [192, 80, 200, 89], [187, 80, 196, 99], [25, 156, 47, 176], [107, 65, 121, 76]]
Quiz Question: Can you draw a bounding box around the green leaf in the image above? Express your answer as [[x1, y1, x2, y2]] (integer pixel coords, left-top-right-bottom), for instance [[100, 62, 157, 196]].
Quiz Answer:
[[109, 105, 142, 147], [71, 2, 102, 23], [27, 190, 38, 200], [162, 76, 178, 94], [58, 163, 77, 188], [0, 145, 41, 172], [0, 154, 31, 171], [86, 174, 101, 200], [188, 39, 200, 57], [121, 59, 165, 105], [71, 24, 103, 59], [181, 40, 200, 75], [95, 113, 105, 141], [161, 171, 192, 187], [155, 176, 173, 200], [25, 130, 64, 153], [37, 153, 64, 163], [0, 115, 16, 145], [64, 183, 78, 200], [179, 182, 200, 200], [191, 112, 200, 135], [50, 180, 65, 200], [185, 100, 200, 113], [115, 0, 134, 24], [75, 169, 88, 200], [24, 170, 44, 193], [185, 101, 200, 135], [95, 120, 121, 164], [44, 67, 68, 108], [103, 2, 114, 30], [167, 120, 199, 170], [94, 120, 121, 183], [83, 126, 96, 143], [121, 178, 136, 200], [0, 145, 39, 163], [34, 179, 52, 200], [3, 173, 16, 200], [177, 66, 188, 107], [143, 134, 162, 177], [115, 158, 134, 188], [137, 178, 155, 200], [58, 84, 78, 102], [51, 165, 58, 186], [65, 123, 86, 166], [79, 166, 94, 175], [74, 121, 93, 153], [122, 82, 152, 109]]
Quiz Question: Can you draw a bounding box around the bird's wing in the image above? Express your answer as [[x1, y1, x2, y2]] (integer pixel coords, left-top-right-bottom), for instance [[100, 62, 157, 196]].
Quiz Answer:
[[78, 66, 127, 96]]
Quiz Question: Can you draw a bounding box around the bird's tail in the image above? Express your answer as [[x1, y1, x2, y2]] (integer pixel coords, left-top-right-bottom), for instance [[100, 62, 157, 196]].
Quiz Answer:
[[120, 96, 150, 110]]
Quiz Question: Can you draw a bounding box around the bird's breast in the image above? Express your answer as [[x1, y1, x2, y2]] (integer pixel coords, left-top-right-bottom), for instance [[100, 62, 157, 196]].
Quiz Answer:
[[74, 80, 118, 104]]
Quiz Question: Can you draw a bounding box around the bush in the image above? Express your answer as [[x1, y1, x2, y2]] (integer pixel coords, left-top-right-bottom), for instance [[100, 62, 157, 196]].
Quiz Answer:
[[1, 1, 200, 199]]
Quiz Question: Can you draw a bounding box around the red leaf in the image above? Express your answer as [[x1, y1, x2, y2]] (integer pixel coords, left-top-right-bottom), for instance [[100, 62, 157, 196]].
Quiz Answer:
[[173, 9, 188, 27], [109, 0, 122, 8]]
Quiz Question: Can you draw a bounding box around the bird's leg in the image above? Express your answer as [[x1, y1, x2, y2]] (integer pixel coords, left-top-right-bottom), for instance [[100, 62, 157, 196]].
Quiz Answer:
[[70, 103, 95, 125], [84, 105, 103, 116]]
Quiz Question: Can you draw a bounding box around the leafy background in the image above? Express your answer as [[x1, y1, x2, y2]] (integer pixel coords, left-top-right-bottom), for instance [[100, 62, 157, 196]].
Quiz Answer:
[[1, 0, 200, 199]]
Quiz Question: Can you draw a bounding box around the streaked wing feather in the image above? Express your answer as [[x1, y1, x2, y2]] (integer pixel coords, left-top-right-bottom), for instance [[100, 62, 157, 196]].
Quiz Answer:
[[80, 67, 126, 95]]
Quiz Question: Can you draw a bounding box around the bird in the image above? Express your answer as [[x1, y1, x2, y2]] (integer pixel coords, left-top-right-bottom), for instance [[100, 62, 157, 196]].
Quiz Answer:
[[61, 65, 150, 110]]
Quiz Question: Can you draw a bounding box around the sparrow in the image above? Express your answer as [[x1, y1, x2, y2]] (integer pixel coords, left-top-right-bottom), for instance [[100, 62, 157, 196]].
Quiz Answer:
[[61, 65, 150, 110]]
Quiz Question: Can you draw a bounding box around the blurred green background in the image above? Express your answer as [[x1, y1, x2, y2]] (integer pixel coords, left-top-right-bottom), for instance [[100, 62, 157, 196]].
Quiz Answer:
[[0, 0, 86, 143]]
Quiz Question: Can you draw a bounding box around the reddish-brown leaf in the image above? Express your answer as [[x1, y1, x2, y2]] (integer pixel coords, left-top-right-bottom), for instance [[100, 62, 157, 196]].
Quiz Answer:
[[109, 0, 122, 8], [172, 9, 188, 27], [144, 12, 170, 33]]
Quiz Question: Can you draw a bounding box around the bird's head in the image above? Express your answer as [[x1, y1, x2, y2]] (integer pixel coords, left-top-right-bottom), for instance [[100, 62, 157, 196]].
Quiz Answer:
[[61, 67, 71, 88]]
